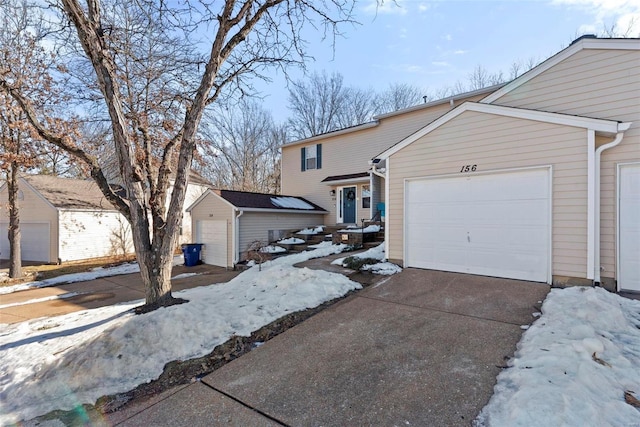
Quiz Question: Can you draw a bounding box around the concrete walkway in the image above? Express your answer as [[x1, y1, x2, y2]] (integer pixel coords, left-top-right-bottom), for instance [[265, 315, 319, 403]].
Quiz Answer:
[[109, 269, 549, 427], [0, 264, 241, 324]]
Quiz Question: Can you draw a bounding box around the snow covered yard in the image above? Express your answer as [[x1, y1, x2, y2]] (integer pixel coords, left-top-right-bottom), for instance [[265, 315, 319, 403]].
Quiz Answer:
[[0, 243, 364, 424], [475, 287, 640, 426]]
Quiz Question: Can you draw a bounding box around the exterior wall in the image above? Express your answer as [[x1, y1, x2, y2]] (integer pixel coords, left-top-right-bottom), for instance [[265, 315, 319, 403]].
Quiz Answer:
[[167, 182, 209, 245], [58, 210, 133, 262], [388, 111, 589, 279], [0, 181, 58, 263], [281, 94, 487, 224], [189, 192, 234, 267], [493, 47, 640, 281], [238, 212, 325, 260]]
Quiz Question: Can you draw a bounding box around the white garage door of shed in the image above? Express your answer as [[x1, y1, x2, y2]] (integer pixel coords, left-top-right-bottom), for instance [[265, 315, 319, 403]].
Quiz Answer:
[[619, 163, 640, 292], [196, 220, 227, 267], [406, 168, 550, 283], [0, 222, 50, 262]]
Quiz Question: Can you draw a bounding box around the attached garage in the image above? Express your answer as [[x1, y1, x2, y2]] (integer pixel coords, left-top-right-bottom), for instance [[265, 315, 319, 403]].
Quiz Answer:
[[375, 102, 632, 286], [405, 168, 551, 282], [188, 189, 327, 268], [618, 163, 640, 292]]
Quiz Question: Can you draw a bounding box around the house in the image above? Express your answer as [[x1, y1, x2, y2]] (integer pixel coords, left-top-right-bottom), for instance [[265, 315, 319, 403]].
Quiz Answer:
[[0, 175, 134, 263], [281, 83, 505, 227], [281, 36, 639, 293], [188, 189, 327, 267]]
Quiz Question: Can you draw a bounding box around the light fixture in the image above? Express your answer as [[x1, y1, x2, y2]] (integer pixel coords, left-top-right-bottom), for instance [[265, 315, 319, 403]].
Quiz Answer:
[[330, 189, 336, 196]]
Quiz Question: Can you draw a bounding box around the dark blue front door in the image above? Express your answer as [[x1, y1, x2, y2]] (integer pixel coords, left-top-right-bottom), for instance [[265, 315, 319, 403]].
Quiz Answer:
[[343, 186, 356, 223]]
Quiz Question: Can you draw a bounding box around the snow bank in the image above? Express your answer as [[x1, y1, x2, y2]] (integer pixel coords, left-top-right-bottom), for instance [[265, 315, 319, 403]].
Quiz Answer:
[[277, 237, 305, 245], [475, 287, 640, 427], [297, 226, 324, 235], [259, 245, 287, 254], [337, 224, 380, 233], [0, 256, 184, 295], [0, 243, 355, 424]]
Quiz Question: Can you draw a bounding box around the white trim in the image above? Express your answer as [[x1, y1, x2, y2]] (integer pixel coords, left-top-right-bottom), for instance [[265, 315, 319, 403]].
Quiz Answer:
[[336, 185, 358, 224], [281, 122, 378, 148], [376, 102, 624, 160], [615, 162, 638, 292], [384, 158, 390, 259], [481, 37, 640, 104], [236, 207, 327, 214], [403, 165, 553, 284], [323, 176, 370, 186], [587, 130, 596, 280]]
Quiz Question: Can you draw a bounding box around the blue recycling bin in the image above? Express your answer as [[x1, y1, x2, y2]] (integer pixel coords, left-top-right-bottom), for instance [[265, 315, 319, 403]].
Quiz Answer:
[[181, 243, 203, 267]]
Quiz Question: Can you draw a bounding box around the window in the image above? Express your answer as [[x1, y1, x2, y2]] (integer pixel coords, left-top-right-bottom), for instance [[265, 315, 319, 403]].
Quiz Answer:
[[362, 184, 371, 209], [301, 144, 322, 171]]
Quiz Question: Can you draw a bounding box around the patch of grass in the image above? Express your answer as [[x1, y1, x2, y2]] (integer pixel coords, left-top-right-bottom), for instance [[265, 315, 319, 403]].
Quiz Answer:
[[342, 257, 380, 271], [0, 255, 137, 287]]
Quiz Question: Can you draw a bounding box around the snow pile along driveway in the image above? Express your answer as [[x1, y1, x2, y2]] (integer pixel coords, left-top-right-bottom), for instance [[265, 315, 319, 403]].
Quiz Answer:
[[476, 287, 640, 427], [0, 243, 357, 424]]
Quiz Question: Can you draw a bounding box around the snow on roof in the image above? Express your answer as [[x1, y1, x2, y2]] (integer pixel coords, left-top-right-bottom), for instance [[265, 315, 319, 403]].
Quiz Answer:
[[270, 196, 315, 210]]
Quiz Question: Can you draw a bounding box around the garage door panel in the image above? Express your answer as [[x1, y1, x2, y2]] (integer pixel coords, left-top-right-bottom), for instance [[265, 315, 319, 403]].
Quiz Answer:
[[406, 168, 550, 283], [0, 222, 50, 262], [196, 220, 227, 267], [619, 163, 640, 291]]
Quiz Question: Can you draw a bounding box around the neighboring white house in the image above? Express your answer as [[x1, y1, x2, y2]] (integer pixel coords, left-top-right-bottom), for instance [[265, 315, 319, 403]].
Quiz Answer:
[[0, 175, 133, 263], [188, 189, 327, 268]]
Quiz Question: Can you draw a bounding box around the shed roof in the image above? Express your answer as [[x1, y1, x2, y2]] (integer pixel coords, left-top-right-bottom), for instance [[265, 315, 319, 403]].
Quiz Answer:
[[214, 190, 327, 213], [22, 175, 117, 211]]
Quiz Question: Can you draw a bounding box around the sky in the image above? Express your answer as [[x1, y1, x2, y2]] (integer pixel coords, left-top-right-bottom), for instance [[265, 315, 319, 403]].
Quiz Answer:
[[259, 0, 640, 121]]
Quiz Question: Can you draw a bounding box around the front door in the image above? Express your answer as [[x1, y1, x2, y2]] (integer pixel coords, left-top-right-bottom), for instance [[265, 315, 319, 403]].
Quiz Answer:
[[342, 186, 356, 224]]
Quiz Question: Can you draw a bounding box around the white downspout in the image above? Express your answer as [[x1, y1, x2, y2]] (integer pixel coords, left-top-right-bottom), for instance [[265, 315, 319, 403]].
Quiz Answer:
[[234, 209, 244, 266], [593, 128, 628, 283]]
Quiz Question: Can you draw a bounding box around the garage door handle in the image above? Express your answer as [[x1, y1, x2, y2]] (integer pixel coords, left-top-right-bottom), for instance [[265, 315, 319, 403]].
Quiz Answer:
[[467, 233, 470, 243]]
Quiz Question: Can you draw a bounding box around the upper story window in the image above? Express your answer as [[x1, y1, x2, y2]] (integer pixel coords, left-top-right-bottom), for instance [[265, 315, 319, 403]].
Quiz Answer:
[[301, 143, 322, 171]]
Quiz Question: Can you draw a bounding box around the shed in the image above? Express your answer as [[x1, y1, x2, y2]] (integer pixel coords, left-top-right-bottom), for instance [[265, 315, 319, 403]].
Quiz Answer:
[[187, 190, 327, 267], [0, 175, 133, 263]]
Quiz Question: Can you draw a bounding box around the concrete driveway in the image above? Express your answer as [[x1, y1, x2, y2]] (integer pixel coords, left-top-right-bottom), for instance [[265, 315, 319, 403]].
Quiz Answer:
[[118, 269, 550, 427]]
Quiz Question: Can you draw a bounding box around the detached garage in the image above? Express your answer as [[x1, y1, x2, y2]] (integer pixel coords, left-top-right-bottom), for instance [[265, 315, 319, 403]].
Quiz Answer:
[[0, 175, 133, 263], [376, 102, 633, 287], [188, 189, 327, 268]]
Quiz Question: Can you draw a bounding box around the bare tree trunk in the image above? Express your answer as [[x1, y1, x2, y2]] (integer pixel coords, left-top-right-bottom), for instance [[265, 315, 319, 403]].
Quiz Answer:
[[7, 161, 22, 278]]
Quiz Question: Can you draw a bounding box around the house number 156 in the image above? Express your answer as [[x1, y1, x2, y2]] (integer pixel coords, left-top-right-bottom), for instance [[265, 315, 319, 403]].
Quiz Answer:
[[460, 164, 477, 172]]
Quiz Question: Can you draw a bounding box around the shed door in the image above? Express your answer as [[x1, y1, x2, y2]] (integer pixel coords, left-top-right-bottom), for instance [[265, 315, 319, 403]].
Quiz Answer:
[[0, 222, 51, 262], [196, 220, 227, 267], [619, 163, 640, 292], [405, 168, 550, 283]]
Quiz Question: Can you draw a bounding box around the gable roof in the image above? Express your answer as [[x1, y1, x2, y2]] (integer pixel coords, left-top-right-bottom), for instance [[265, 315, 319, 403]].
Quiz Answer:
[[281, 84, 504, 148], [188, 189, 327, 214], [22, 175, 117, 211], [481, 37, 640, 104], [375, 102, 631, 160]]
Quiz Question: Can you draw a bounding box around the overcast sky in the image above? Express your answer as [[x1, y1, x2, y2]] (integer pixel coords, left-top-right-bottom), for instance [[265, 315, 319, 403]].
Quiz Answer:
[[257, 0, 640, 121]]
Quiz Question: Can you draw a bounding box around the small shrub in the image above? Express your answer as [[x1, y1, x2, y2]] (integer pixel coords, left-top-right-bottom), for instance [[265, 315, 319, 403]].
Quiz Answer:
[[342, 257, 380, 271]]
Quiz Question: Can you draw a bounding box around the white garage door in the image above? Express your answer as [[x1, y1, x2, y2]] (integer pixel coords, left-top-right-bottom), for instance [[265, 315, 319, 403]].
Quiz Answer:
[[0, 222, 51, 262], [406, 168, 551, 283], [196, 220, 227, 267], [619, 163, 640, 292]]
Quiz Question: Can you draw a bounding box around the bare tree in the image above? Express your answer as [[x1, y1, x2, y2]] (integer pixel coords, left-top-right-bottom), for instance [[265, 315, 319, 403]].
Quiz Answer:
[[0, 0, 77, 277], [200, 99, 282, 193], [375, 82, 425, 113], [1, 0, 356, 311]]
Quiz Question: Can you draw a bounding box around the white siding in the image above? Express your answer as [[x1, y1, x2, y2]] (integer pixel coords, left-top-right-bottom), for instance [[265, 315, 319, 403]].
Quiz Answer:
[[389, 111, 589, 279], [58, 210, 133, 262]]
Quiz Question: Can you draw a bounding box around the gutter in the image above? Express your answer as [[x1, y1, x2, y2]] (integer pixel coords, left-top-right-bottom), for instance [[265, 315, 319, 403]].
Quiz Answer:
[[233, 209, 244, 266], [593, 123, 631, 284]]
